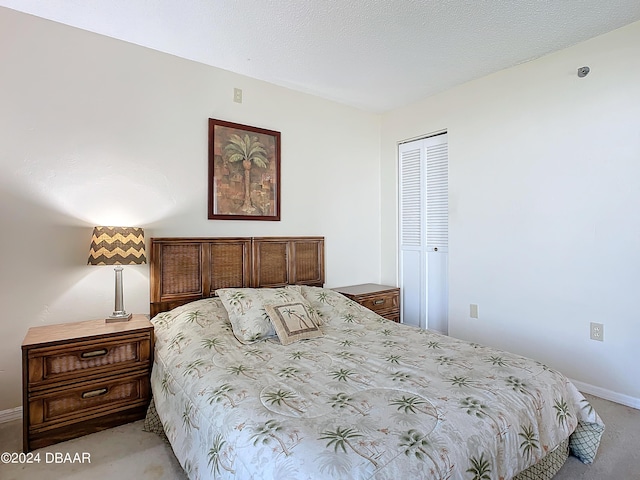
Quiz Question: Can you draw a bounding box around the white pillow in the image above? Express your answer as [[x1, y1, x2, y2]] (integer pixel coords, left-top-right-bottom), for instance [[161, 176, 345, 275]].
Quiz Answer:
[[216, 287, 313, 344]]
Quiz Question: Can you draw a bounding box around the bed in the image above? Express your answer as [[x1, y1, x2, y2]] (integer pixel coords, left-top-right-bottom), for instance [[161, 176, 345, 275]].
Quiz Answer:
[[146, 236, 604, 480]]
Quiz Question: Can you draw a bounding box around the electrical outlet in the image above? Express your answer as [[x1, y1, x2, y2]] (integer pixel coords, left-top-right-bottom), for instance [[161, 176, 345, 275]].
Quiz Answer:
[[233, 88, 243, 103], [590, 322, 604, 341], [470, 304, 479, 319]]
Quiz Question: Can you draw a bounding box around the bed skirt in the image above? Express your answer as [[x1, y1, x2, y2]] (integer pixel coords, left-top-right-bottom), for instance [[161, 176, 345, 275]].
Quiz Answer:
[[143, 397, 169, 444], [513, 437, 569, 480]]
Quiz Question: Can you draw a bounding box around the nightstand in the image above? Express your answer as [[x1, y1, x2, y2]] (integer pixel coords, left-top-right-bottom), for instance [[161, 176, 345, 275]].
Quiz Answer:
[[333, 283, 401, 322], [22, 315, 153, 452]]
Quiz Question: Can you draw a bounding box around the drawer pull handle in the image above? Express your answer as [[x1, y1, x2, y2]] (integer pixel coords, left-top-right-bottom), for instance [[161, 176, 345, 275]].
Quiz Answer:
[[81, 388, 108, 399], [81, 349, 108, 359], [374, 299, 385, 305]]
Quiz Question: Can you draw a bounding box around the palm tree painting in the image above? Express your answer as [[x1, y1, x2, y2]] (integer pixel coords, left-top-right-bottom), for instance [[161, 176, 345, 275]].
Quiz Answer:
[[209, 119, 281, 220], [224, 133, 268, 213]]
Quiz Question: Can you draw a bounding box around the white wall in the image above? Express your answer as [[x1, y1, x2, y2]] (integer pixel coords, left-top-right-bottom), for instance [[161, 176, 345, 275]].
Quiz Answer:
[[0, 8, 382, 411], [381, 21, 640, 406], [3, 7, 637, 414]]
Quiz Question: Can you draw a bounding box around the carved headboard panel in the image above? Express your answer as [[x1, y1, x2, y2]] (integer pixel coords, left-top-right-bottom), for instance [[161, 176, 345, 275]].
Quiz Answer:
[[149, 236, 324, 317]]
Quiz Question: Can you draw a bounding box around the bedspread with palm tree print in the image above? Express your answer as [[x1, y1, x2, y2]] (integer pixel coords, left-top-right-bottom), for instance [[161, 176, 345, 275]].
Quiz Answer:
[[150, 287, 604, 480]]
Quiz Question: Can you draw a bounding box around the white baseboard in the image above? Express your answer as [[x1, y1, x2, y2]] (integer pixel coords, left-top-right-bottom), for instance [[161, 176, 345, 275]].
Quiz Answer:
[[570, 379, 640, 410], [0, 406, 22, 424]]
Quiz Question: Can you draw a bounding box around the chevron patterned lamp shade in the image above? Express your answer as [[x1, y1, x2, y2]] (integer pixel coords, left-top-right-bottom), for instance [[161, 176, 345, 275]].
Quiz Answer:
[[88, 226, 146, 322], [88, 226, 146, 266]]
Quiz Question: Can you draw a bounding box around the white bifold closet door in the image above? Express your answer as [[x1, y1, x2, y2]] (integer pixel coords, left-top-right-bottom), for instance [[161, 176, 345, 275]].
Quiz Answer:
[[398, 133, 448, 333]]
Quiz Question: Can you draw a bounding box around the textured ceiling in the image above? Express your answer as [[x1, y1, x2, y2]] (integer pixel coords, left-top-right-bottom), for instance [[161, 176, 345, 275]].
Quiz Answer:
[[2, 0, 640, 112]]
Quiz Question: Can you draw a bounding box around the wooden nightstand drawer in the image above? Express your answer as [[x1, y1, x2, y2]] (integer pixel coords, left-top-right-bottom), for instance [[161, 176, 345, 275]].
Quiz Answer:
[[27, 334, 151, 389], [358, 292, 399, 314], [28, 372, 150, 432], [333, 284, 401, 322]]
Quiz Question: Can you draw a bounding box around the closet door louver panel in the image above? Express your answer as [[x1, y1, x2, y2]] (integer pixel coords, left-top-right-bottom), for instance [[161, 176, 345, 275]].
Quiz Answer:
[[426, 143, 448, 251], [398, 143, 425, 329], [400, 147, 423, 248]]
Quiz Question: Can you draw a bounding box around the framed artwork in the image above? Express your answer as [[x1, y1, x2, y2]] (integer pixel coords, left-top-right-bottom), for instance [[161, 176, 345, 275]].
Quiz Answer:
[[208, 118, 281, 220]]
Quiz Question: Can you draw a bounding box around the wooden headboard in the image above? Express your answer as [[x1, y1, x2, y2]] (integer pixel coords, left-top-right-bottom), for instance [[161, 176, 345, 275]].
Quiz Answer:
[[149, 236, 324, 317]]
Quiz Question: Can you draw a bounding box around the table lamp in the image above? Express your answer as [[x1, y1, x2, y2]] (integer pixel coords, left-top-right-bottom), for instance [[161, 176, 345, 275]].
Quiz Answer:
[[88, 226, 146, 322]]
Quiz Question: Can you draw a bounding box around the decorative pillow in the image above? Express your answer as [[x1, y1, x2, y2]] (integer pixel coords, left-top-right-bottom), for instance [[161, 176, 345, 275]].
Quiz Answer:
[[264, 302, 322, 345], [216, 287, 312, 344]]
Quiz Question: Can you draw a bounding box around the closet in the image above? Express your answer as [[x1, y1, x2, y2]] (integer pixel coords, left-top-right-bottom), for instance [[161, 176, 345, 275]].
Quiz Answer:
[[398, 133, 448, 334]]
